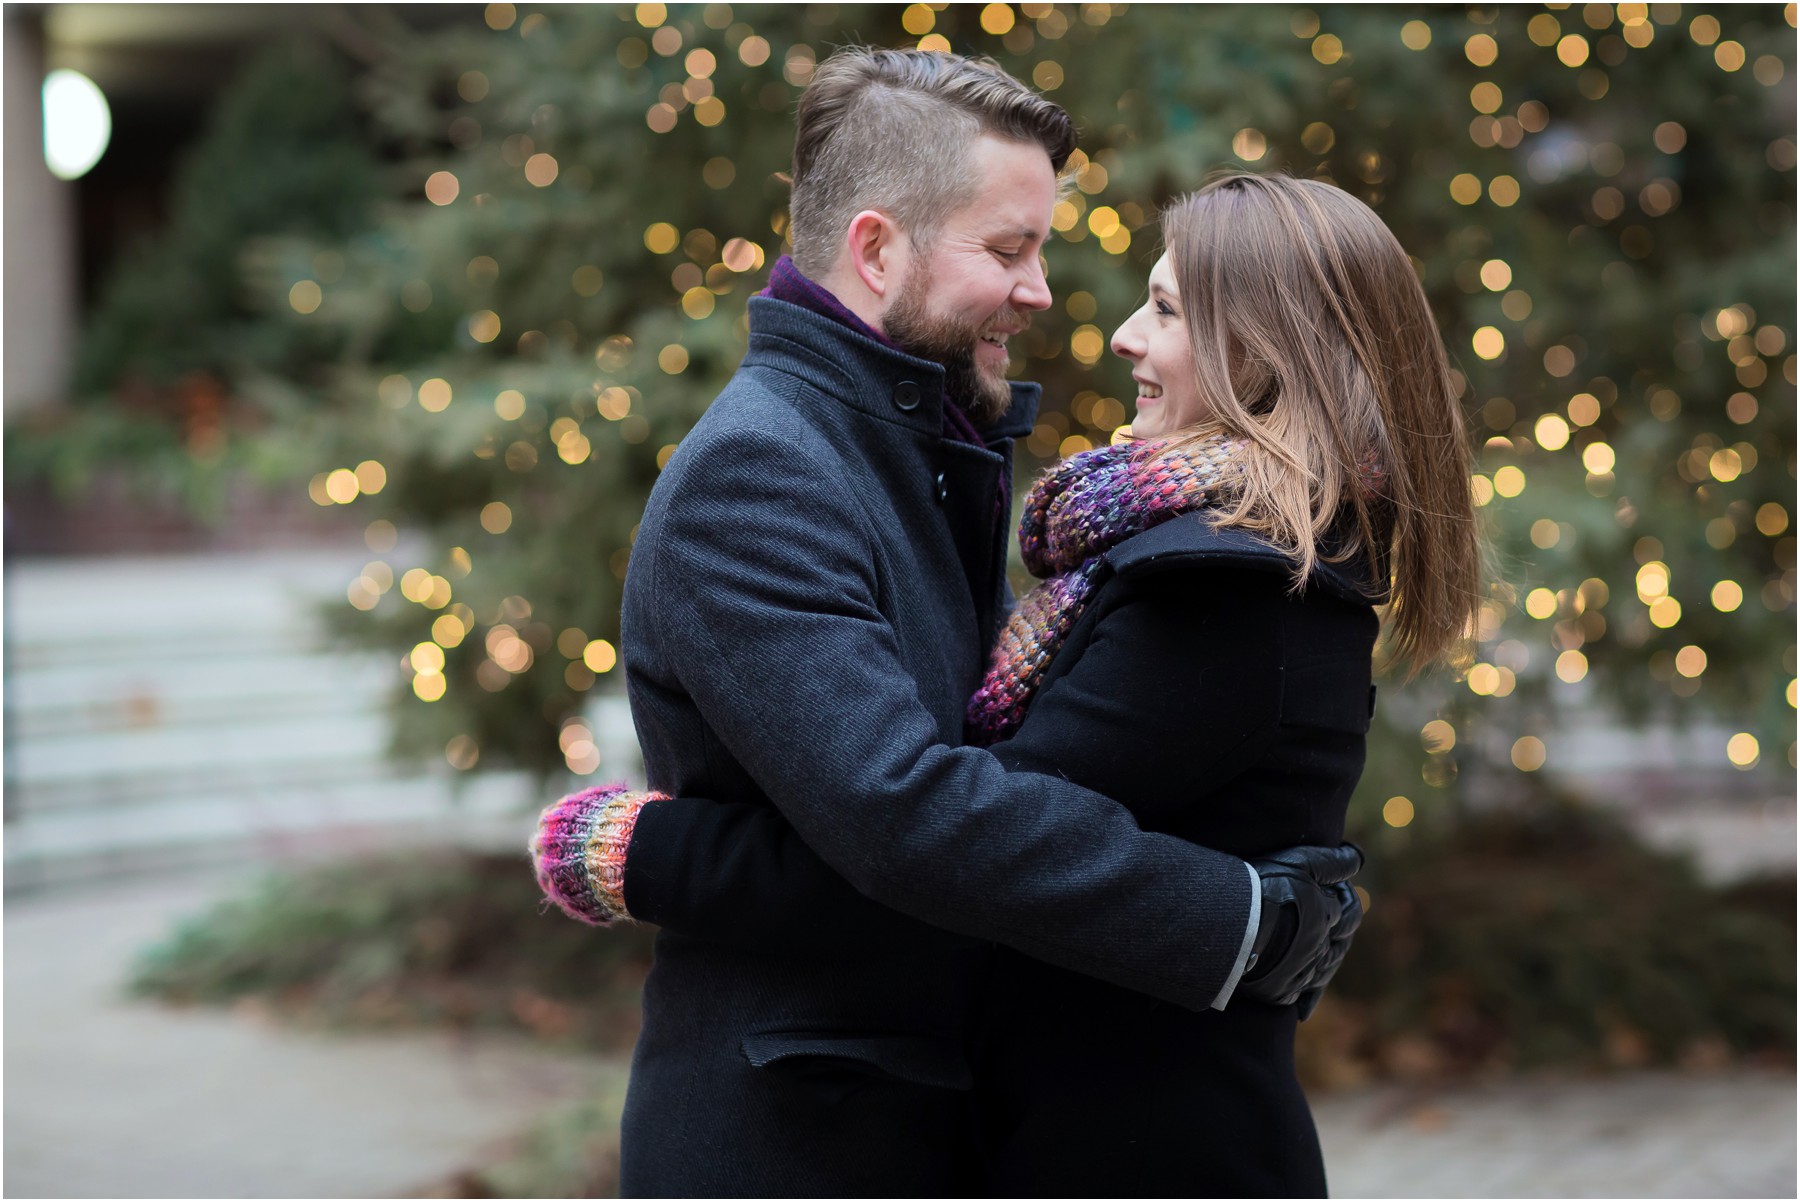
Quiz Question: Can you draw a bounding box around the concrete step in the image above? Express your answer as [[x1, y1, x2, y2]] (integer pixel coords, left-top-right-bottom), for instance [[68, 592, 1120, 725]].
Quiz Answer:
[[9, 767, 536, 849], [5, 651, 395, 741], [6, 547, 381, 629], [0, 546, 612, 893]]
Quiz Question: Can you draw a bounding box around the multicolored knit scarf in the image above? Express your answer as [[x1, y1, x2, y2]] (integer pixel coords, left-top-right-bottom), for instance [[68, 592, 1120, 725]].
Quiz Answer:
[[964, 434, 1243, 746]]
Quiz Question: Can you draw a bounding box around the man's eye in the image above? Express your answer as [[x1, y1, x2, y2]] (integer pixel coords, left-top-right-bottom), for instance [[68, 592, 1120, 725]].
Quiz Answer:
[[994, 247, 1022, 261]]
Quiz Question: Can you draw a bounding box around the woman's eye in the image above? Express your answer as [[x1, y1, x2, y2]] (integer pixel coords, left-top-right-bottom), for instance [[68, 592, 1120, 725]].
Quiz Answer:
[[1155, 300, 1177, 317]]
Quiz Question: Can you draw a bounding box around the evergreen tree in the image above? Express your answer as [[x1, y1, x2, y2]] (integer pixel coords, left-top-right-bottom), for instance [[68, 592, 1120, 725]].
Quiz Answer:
[[9, 40, 386, 513], [73, 40, 386, 397], [53, 5, 1800, 817]]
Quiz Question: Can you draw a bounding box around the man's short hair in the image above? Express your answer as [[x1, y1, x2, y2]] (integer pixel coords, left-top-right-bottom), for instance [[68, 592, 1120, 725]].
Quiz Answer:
[[788, 47, 1076, 278]]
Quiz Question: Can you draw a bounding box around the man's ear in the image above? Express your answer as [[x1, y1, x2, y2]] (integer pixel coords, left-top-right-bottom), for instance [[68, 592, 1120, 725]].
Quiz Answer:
[[844, 209, 905, 299]]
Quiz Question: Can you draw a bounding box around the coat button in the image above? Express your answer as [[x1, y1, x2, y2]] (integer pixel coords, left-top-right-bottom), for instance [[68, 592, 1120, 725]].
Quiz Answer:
[[935, 471, 948, 503], [894, 380, 922, 411]]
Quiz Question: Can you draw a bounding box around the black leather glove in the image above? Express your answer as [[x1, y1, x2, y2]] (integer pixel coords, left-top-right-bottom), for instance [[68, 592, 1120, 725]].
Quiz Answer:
[[1236, 843, 1364, 1016], [1294, 876, 1362, 1020]]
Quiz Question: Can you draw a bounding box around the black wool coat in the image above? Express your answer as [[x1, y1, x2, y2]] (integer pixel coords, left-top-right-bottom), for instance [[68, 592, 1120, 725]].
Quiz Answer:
[[971, 518, 1381, 1198], [615, 297, 1265, 1197]]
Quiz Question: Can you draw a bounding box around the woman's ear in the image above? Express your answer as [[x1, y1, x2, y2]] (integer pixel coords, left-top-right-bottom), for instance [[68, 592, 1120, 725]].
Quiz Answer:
[[844, 209, 906, 299]]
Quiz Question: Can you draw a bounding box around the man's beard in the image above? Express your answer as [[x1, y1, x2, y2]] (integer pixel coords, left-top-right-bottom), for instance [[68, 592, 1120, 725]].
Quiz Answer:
[[884, 265, 1022, 427]]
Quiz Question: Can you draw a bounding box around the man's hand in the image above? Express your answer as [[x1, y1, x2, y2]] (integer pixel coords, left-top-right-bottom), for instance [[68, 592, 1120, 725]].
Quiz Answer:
[[1236, 843, 1364, 1016], [1294, 876, 1361, 1020]]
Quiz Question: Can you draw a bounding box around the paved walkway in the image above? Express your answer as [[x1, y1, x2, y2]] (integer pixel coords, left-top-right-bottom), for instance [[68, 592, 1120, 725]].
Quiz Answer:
[[1315, 1072, 1794, 1197], [4, 870, 611, 1199], [5, 871, 1794, 1198]]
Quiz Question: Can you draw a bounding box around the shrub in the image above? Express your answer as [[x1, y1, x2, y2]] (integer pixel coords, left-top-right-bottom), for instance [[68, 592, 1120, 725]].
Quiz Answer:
[[1302, 800, 1795, 1086], [129, 850, 652, 1050], [133, 805, 1794, 1090]]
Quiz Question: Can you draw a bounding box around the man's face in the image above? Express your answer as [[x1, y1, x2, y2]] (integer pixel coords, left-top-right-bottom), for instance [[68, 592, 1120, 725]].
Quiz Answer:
[[881, 135, 1057, 424]]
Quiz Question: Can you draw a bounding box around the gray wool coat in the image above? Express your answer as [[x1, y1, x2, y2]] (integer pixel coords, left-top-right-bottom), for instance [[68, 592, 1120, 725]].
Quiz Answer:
[[614, 296, 1261, 1196]]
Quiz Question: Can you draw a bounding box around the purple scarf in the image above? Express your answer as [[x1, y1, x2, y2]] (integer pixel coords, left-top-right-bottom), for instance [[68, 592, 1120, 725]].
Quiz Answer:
[[965, 435, 1243, 746]]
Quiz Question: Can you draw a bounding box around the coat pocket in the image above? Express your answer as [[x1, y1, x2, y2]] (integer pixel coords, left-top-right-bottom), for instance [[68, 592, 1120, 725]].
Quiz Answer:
[[741, 1032, 973, 1103]]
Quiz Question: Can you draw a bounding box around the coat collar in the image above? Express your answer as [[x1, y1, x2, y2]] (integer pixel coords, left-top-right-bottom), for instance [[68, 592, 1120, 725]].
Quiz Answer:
[[741, 296, 1039, 447], [1102, 511, 1389, 606]]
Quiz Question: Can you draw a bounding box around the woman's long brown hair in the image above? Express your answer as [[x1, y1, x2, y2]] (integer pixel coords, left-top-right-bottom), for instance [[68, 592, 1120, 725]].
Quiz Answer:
[[1153, 172, 1482, 677]]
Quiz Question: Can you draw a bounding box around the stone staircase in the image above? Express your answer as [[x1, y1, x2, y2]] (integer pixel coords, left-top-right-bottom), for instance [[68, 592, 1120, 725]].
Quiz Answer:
[[3, 547, 639, 893]]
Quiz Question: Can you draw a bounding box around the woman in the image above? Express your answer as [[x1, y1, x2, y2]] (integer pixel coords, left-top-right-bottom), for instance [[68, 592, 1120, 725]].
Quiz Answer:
[[535, 171, 1480, 1194]]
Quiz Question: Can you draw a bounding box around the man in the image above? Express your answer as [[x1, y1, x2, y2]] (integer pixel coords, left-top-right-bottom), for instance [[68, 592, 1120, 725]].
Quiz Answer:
[[607, 49, 1360, 1195]]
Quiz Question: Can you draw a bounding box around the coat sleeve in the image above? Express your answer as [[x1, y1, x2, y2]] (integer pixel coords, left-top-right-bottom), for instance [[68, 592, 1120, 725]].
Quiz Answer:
[[622, 568, 1287, 958], [629, 426, 1256, 1010], [622, 792, 981, 953]]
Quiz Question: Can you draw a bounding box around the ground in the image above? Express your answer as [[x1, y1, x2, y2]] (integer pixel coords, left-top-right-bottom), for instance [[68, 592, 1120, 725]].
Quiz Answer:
[[6, 869, 1793, 1198], [1315, 1072, 1795, 1197]]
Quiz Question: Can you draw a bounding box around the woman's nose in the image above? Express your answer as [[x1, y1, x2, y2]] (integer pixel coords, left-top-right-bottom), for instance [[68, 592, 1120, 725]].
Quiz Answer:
[[1111, 314, 1144, 361]]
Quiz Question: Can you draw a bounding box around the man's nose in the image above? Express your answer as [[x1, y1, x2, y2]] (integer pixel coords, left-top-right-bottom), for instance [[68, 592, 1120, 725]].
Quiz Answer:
[[1012, 256, 1052, 312]]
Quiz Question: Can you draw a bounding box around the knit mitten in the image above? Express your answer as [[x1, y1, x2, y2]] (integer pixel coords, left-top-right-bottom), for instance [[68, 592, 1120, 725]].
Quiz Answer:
[[530, 783, 667, 926]]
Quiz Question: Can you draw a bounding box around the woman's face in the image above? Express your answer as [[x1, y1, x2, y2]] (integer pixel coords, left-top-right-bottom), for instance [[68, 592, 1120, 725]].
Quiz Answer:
[[1110, 253, 1207, 439]]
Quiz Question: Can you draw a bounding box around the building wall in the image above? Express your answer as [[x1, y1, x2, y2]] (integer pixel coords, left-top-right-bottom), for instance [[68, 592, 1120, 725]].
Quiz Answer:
[[4, 11, 77, 414]]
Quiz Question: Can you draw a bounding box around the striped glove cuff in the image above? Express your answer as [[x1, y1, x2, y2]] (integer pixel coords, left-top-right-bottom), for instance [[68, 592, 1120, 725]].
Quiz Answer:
[[530, 783, 667, 926]]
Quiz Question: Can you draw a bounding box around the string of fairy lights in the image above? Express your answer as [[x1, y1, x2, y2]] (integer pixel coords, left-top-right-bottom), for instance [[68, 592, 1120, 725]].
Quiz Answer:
[[290, 3, 1792, 792]]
